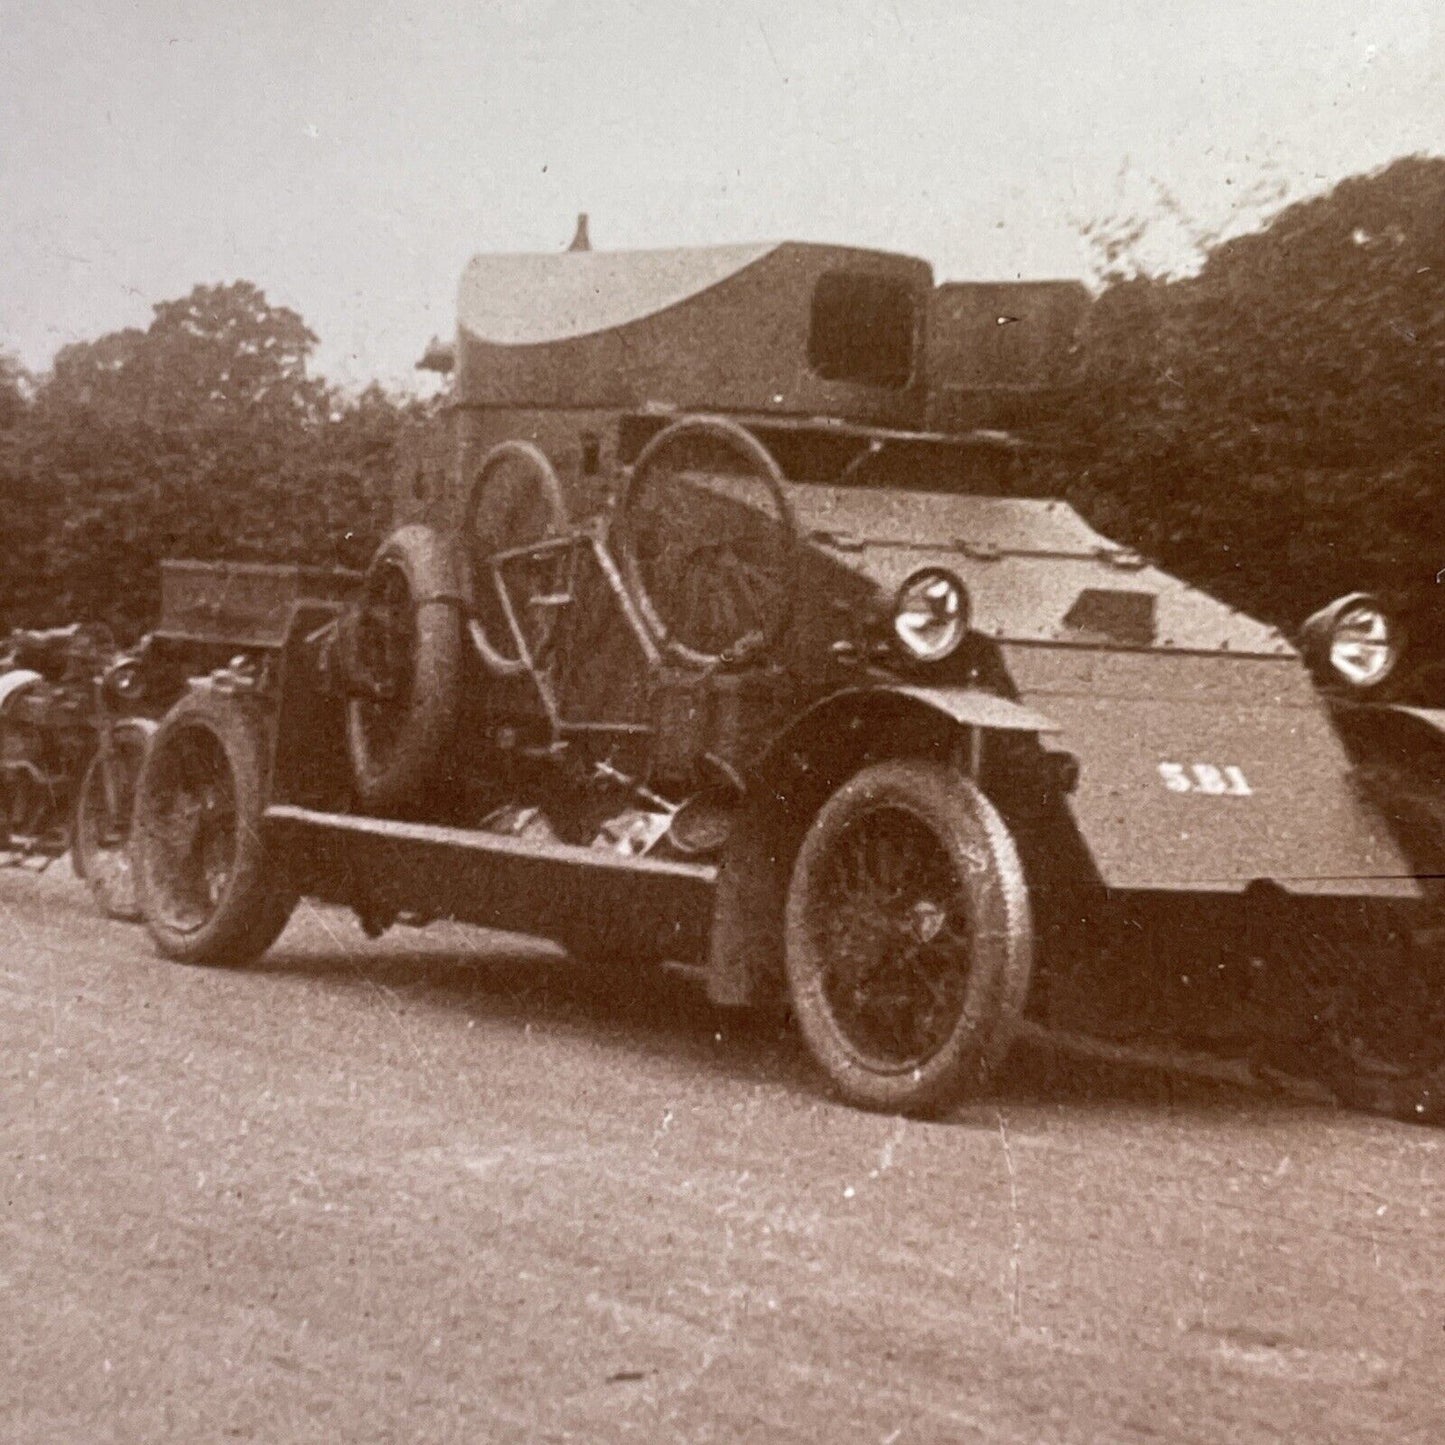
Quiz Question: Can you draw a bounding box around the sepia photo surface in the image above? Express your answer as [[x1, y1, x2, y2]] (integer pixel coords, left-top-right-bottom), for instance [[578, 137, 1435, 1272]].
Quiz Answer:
[[2, 3, 1443, 1440]]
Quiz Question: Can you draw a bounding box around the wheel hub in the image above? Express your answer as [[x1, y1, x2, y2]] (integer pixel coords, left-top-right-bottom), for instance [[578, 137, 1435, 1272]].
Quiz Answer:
[[813, 805, 972, 1072], [908, 899, 947, 944]]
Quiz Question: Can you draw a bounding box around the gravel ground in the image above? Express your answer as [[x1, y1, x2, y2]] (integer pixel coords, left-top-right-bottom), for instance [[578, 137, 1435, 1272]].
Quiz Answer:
[[3, 866, 1444, 1443]]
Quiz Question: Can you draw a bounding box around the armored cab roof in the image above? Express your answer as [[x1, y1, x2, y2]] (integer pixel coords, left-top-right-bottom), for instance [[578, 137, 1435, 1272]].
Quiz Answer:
[[457, 243, 780, 345], [454, 241, 933, 429]]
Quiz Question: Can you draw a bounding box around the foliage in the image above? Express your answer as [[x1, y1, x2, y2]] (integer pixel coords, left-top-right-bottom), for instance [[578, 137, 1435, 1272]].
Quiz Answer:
[[1050, 154, 1445, 627], [0, 352, 29, 430], [0, 285, 414, 637]]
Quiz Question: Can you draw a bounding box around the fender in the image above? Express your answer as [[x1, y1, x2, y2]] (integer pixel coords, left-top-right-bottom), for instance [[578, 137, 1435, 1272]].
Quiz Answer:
[[269, 600, 354, 811], [776, 683, 1059, 750], [1376, 704, 1445, 748], [1318, 700, 1445, 883], [0, 669, 43, 711], [705, 683, 1058, 1008]]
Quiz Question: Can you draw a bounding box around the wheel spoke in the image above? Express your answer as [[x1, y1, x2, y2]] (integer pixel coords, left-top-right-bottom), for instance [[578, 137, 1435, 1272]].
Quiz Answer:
[[718, 553, 772, 623], [901, 941, 952, 1003], [811, 805, 973, 1070], [618, 421, 795, 663], [145, 726, 239, 933]]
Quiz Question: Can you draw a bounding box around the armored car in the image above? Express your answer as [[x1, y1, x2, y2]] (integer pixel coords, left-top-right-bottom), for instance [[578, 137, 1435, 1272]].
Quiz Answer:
[[128, 237, 1445, 1118]]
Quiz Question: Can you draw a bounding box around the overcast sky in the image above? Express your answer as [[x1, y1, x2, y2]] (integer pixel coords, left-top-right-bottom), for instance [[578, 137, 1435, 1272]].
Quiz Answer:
[[1, 1, 1439, 390]]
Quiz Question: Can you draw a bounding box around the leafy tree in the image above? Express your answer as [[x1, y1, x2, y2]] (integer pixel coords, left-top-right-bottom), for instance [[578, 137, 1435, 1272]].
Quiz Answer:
[[43, 283, 324, 428], [1053, 153, 1445, 627], [0, 352, 52, 627], [0, 352, 29, 430], [7, 159, 1444, 643], [1, 283, 403, 636]]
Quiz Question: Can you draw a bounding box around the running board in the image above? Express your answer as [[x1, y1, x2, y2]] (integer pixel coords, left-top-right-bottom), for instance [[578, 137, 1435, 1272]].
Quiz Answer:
[[265, 804, 718, 962]]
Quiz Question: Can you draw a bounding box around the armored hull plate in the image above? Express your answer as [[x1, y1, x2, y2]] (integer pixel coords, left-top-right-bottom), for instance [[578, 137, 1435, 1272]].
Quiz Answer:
[[1004, 647, 1419, 897]]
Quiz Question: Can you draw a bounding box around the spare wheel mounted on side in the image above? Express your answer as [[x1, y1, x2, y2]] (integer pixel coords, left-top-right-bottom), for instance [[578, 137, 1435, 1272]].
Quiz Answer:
[[784, 758, 1033, 1116], [133, 686, 295, 966], [613, 414, 800, 669], [344, 523, 467, 815]]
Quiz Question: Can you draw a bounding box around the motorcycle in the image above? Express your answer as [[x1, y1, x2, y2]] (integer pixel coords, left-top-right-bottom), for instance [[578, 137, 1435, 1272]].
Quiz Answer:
[[0, 624, 158, 919]]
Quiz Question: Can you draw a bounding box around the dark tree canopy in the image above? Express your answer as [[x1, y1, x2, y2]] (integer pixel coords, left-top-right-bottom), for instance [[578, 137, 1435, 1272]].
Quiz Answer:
[[1, 282, 411, 636], [44, 282, 324, 428], [1050, 153, 1445, 626], [0, 352, 29, 431]]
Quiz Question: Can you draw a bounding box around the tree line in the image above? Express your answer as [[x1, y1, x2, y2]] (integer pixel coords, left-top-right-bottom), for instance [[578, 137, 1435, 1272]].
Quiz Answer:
[[1045, 152, 1444, 629], [0, 282, 412, 637], [1, 154, 1441, 639]]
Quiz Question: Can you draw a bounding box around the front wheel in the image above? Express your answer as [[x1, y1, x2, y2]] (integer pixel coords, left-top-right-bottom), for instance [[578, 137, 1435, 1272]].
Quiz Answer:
[[73, 717, 156, 920], [133, 687, 295, 965], [784, 759, 1033, 1116]]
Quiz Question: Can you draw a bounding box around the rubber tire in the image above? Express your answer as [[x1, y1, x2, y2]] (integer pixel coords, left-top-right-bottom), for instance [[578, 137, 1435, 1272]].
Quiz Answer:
[[466, 441, 569, 565], [134, 688, 295, 966], [73, 717, 156, 921], [345, 524, 465, 815], [463, 441, 571, 675], [613, 414, 800, 669], [784, 759, 1033, 1116]]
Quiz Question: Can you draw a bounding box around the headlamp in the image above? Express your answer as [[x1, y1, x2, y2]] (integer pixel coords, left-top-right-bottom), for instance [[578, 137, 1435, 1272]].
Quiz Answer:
[[893, 569, 968, 663], [104, 659, 146, 703], [1301, 593, 1400, 693]]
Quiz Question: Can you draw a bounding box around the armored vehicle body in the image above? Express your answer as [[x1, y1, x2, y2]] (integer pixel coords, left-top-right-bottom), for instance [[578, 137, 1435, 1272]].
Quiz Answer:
[[127, 238, 1445, 1117]]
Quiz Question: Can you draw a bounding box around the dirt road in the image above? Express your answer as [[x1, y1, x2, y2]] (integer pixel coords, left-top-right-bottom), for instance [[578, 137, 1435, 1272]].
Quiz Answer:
[[3, 868, 1444, 1443]]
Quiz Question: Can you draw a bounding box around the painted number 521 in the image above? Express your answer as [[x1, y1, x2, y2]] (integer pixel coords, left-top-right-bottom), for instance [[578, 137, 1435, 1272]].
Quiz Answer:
[[1158, 762, 1254, 796]]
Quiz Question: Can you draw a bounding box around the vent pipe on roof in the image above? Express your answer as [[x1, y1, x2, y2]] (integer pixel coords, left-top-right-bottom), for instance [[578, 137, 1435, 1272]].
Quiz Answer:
[[568, 213, 591, 252], [416, 336, 454, 373]]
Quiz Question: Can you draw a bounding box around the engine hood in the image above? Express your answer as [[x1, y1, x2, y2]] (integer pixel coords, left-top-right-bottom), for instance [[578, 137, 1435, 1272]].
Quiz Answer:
[[788, 485, 1294, 659]]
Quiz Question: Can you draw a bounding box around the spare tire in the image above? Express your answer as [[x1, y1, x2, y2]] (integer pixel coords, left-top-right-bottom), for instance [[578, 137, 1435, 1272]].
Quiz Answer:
[[613, 415, 799, 669], [344, 524, 466, 815]]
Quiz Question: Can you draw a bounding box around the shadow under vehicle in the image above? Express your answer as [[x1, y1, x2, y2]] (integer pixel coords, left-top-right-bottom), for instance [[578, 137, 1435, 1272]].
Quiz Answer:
[[126, 238, 1445, 1119]]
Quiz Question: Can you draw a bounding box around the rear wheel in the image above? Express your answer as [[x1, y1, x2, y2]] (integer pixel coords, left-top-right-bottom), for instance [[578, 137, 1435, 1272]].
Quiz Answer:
[[784, 759, 1033, 1115], [73, 717, 156, 920], [134, 688, 294, 965]]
